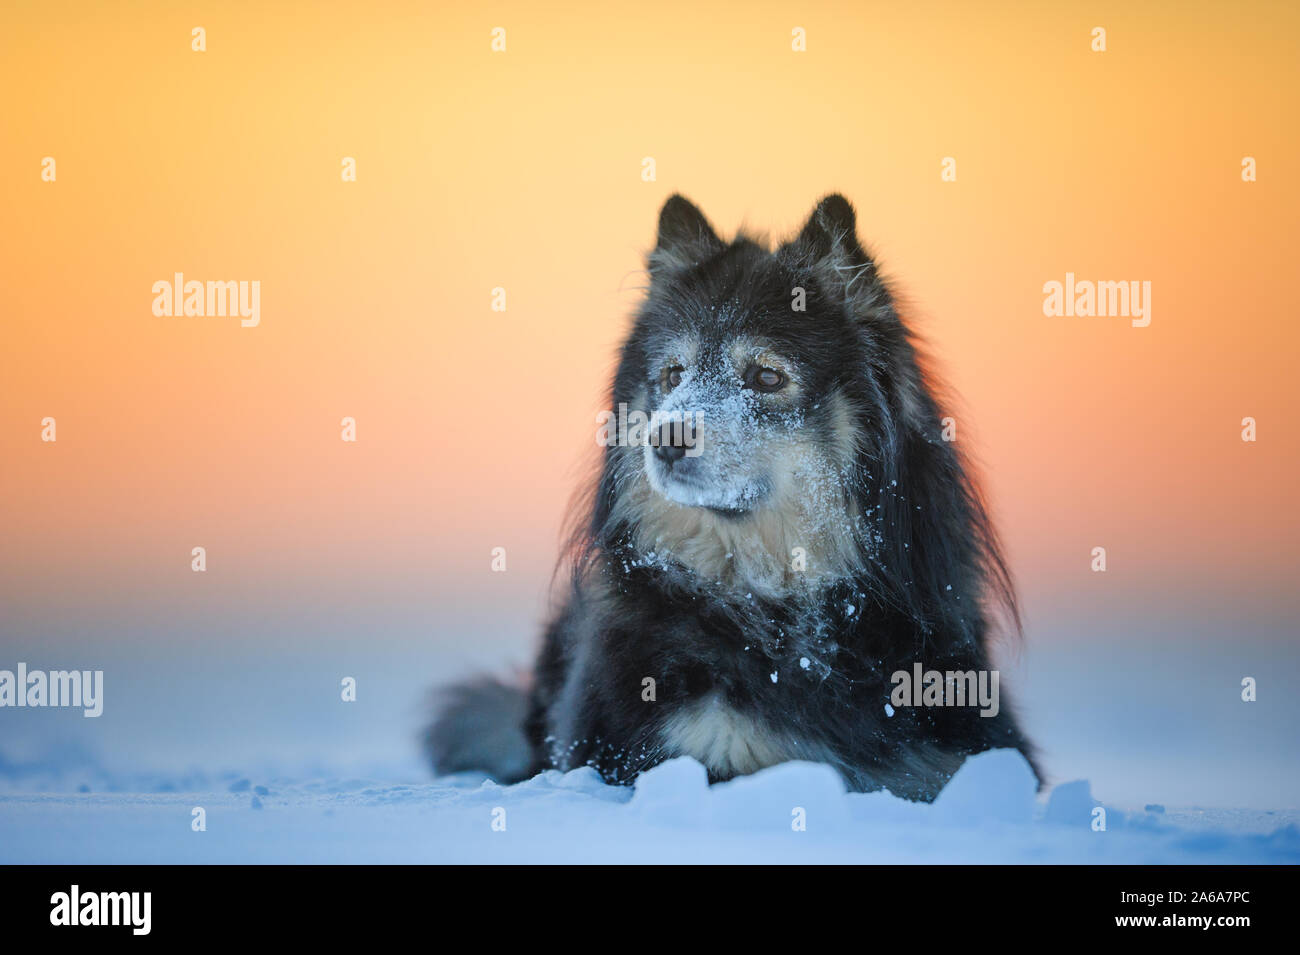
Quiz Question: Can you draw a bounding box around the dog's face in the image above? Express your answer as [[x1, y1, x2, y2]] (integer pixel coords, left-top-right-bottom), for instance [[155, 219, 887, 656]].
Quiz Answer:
[[637, 271, 849, 520], [607, 195, 902, 591], [642, 331, 801, 514]]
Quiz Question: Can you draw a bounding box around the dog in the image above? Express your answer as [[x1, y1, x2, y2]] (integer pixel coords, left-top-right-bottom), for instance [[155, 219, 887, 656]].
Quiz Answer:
[[426, 194, 1038, 800]]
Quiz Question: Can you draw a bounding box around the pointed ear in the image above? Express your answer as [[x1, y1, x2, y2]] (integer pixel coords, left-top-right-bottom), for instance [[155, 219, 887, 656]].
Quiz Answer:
[[794, 194, 861, 259], [782, 194, 887, 316], [649, 195, 723, 273]]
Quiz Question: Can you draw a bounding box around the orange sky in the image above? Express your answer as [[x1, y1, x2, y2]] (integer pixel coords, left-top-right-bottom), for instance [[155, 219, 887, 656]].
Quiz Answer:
[[2, 0, 1298, 642]]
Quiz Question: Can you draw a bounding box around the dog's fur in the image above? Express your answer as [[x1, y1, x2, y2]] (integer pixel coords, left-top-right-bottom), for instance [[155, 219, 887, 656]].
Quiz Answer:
[[426, 194, 1038, 800]]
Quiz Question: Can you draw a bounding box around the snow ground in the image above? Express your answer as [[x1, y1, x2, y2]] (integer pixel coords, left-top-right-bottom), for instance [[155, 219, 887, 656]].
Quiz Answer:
[[3, 618, 1296, 864], [2, 750, 1297, 864]]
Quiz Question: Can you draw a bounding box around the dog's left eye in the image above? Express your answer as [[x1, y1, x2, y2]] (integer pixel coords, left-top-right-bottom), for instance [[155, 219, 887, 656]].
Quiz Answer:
[[746, 366, 787, 392]]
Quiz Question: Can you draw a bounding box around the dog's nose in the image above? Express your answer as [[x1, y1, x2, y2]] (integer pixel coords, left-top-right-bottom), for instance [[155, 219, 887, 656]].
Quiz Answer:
[[653, 420, 692, 465], [655, 442, 686, 464]]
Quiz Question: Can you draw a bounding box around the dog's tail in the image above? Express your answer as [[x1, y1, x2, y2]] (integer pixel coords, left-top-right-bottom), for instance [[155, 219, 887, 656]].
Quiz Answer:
[[422, 676, 535, 783]]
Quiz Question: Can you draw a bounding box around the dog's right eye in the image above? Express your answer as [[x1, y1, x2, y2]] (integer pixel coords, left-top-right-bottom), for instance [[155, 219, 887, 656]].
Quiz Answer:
[[662, 367, 683, 392]]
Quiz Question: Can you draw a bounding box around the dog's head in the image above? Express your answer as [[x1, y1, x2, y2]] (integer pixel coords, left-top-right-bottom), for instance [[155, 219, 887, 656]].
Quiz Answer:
[[630, 195, 884, 522], [591, 195, 1012, 636]]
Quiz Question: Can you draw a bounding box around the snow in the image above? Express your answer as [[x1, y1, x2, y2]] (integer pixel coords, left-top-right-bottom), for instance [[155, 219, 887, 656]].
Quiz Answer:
[[1, 749, 1296, 864], [2, 624, 1295, 863]]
